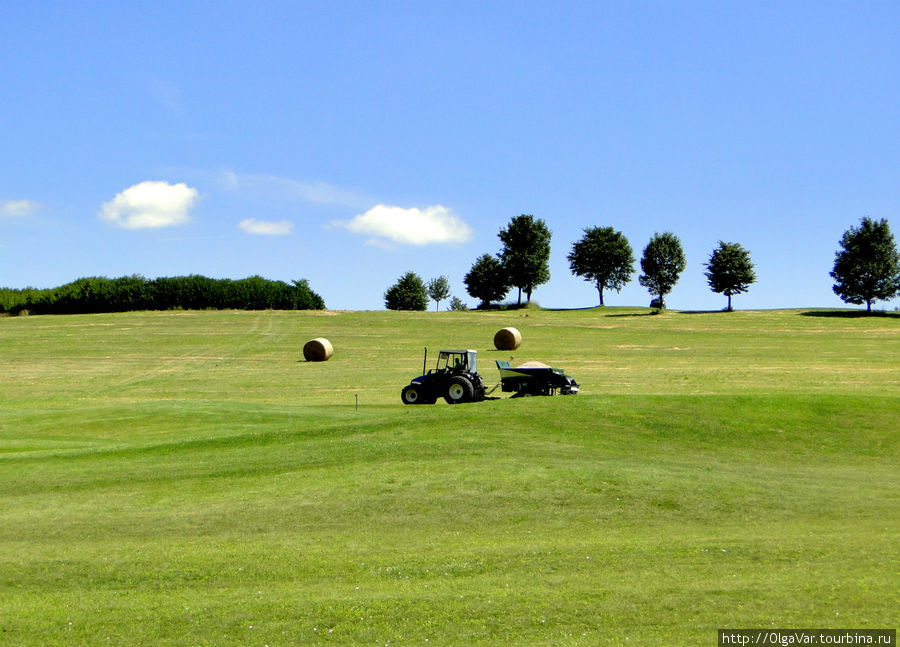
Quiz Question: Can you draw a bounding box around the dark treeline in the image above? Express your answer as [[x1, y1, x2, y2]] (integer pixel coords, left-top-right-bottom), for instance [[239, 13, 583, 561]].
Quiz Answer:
[[0, 275, 325, 315]]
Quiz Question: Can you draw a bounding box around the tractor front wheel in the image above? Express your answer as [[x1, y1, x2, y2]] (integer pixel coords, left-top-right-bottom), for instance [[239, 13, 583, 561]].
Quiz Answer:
[[445, 376, 474, 404], [402, 384, 429, 405]]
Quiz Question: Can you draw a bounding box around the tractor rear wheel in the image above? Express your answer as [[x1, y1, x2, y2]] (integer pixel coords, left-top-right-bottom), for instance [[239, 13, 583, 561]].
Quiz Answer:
[[445, 375, 474, 404]]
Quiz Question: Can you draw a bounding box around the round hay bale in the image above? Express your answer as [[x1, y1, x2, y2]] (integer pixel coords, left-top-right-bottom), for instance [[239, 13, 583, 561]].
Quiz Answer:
[[493, 327, 522, 351], [303, 337, 333, 362]]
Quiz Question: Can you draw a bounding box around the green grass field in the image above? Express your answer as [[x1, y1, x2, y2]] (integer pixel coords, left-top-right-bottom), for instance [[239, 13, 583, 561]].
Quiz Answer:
[[1, 307, 897, 645]]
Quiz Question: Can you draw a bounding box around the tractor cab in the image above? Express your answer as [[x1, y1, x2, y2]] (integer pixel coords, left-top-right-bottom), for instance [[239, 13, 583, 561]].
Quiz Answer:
[[432, 349, 477, 375]]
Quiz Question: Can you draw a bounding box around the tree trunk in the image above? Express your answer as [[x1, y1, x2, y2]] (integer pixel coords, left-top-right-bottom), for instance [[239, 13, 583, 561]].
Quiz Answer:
[[597, 283, 604, 306], [727, 294, 733, 311], [517, 287, 522, 305]]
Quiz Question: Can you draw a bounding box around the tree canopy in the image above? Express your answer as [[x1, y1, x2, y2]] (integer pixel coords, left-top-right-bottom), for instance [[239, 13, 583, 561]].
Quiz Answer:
[[830, 217, 900, 312], [0, 275, 325, 315], [463, 254, 509, 308], [448, 296, 468, 311], [464, 254, 509, 309], [567, 226, 634, 306], [384, 272, 429, 311], [638, 232, 686, 309], [427, 276, 451, 311], [497, 214, 551, 304], [704, 241, 756, 311]]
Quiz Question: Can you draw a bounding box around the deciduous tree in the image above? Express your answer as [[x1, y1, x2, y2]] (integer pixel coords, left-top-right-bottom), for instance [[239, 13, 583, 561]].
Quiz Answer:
[[384, 272, 429, 311], [830, 217, 900, 312], [427, 276, 451, 311], [448, 296, 468, 311], [567, 226, 634, 306], [498, 214, 551, 304], [639, 232, 686, 309], [464, 254, 509, 309], [704, 241, 756, 311]]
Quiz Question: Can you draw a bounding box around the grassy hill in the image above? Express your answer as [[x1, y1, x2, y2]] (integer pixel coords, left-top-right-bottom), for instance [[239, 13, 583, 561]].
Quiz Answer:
[[0, 307, 897, 645]]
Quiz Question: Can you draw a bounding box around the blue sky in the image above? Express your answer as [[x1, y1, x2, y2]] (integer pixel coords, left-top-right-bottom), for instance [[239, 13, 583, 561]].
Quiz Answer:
[[2, 1, 898, 311]]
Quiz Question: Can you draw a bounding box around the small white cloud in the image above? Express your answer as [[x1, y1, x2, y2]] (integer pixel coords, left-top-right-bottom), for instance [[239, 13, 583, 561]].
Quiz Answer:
[[336, 204, 473, 246], [150, 79, 183, 114], [2, 199, 42, 217], [239, 218, 293, 235], [218, 170, 240, 191], [260, 175, 369, 208], [100, 181, 198, 229], [218, 171, 371, 209]]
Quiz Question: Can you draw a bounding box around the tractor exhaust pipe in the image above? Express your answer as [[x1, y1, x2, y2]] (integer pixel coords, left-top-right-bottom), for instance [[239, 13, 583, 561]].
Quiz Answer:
[[423, 347, 427, 376]]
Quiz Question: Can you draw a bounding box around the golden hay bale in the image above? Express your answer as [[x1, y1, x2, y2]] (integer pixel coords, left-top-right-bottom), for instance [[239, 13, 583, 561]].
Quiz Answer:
[[303, 337, 333, 362], [493, 327, 522, 351]]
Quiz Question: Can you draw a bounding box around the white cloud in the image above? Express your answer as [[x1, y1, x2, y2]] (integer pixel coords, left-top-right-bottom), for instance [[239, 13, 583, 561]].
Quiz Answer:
[[239, 218, 293, 235], [218, 170, 240, 192], [2, 199, 41, 217], [150, 79, 183, 114], [219, 172, 371, 209], [100, 181, 198, 229], [336, 204, 473, 246]]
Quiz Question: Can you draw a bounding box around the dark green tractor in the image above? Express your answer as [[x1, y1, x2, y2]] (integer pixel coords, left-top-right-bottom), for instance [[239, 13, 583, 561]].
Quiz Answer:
[[400, 349, 490, 405]]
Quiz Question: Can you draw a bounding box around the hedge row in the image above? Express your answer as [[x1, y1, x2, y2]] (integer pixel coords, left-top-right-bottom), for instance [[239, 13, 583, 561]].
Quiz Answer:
[[0, 275, 325, 315]]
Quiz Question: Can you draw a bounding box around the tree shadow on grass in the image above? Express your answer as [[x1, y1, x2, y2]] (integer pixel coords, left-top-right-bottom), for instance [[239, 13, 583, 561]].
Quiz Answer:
[[800, 309, 900, 319], [541, 305, 665, 315], [605, 311, 661, 318], [546, 306, 664, 317], [542, 305, 605, 312], [605, 308, 727, 317]]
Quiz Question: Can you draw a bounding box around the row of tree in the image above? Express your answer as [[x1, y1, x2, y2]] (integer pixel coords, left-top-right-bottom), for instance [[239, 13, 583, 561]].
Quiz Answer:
[[463, 214, 552, 309], [0, 275, 325, 315], [385, 215, 900, 312], [566, 227, 757, 311], [460, 214, 755, 310], [384, 273, 448, 312]]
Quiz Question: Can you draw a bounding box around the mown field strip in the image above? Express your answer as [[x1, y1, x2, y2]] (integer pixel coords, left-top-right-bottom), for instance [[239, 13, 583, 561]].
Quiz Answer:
[[0, 308, 897, 645]]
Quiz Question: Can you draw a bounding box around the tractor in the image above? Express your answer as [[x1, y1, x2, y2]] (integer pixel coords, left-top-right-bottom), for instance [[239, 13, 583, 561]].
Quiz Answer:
[[401, 349, 490, 405], [401, 348, 579, 404]]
